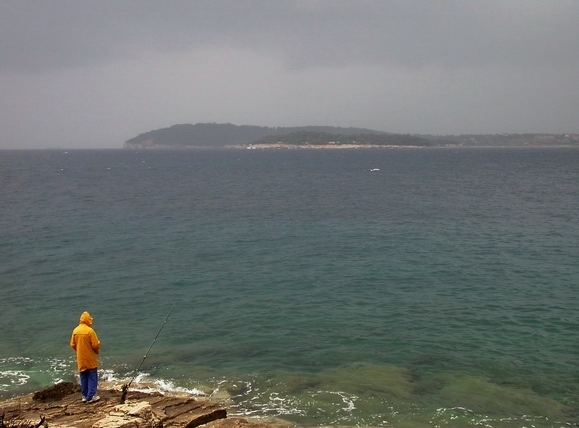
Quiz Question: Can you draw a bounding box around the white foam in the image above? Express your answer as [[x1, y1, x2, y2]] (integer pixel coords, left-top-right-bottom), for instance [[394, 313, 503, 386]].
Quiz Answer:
[[0, 370, 30, 390], [336, 391, 357, 412], [0, 356, 73, 392], [101, 372, 205, 397], [0, 357, 34, 365]]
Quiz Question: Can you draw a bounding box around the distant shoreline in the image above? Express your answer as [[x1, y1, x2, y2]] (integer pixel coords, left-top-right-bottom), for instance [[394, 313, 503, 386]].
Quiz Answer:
[[122, 123, 579, 150], [122, 143, 579, 150], [124, 143, 427, 150]]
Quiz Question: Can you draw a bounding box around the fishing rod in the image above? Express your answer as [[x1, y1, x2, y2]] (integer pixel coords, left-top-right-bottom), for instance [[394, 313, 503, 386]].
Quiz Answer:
[[120, 290, 183, 403]]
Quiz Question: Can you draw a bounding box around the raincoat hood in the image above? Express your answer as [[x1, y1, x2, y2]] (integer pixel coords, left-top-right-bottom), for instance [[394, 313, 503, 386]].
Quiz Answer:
[[79, 311, 93, 327]]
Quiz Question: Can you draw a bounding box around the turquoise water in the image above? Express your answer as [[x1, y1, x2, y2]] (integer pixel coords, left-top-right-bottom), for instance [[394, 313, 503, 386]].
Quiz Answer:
[[1, 148, 578, 427]]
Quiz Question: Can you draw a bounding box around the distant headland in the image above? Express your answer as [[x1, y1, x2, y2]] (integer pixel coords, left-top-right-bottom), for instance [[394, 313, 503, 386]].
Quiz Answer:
[[123, 123, 579, 149]]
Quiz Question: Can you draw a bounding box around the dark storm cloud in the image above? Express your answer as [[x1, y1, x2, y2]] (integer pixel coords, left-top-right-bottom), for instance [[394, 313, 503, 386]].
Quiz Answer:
[[2, 1, 578, 72]]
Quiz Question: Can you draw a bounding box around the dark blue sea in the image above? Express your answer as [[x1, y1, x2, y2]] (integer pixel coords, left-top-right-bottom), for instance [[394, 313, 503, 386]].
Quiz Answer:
[[1, 148, 578, 427]]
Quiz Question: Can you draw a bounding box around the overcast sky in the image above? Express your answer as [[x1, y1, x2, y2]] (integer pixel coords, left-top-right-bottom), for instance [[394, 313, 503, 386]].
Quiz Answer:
[[1, 1, 578, 149]]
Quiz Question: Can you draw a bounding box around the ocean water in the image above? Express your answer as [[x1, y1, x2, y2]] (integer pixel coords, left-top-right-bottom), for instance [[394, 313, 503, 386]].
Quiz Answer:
[[0, 148, 577, 427]]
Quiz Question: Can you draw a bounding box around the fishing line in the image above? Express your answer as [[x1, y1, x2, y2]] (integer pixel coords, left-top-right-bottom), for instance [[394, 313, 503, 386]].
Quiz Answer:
[[120, 288, 185, 403]]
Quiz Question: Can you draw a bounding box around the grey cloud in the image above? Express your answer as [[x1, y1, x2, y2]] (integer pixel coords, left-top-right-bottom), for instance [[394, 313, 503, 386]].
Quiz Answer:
[[2, 1, 578, 73]]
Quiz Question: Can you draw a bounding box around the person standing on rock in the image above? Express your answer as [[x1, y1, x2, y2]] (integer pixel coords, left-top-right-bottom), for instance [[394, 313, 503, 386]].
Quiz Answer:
[[70, 311, 101, 403]]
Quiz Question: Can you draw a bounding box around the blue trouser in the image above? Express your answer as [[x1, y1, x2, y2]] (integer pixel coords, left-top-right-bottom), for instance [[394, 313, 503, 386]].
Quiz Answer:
[[79, 368, 98, 400]]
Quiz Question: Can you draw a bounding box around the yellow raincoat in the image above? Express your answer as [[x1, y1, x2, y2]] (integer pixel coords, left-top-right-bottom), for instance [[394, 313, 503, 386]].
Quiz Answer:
[[70, 311, 101, 372]]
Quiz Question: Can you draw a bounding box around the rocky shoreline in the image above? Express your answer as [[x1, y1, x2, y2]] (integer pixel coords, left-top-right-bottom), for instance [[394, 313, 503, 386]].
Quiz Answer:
[[0, 382, 291, 428]]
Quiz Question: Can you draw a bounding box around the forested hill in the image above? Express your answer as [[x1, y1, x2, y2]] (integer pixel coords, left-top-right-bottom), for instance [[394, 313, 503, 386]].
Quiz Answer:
[[124, 123, 388, 148], [123, 123, 579, 149], [251, 131, 431, 147]]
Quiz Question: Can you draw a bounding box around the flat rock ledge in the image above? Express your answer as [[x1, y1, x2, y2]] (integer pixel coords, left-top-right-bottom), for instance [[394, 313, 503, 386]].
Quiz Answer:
[[0, 383, 285, 428]]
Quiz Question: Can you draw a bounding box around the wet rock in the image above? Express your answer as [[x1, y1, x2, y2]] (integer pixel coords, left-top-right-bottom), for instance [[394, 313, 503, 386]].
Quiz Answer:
[[32, 382, 80, 402], [0, 383, 228, 428]]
